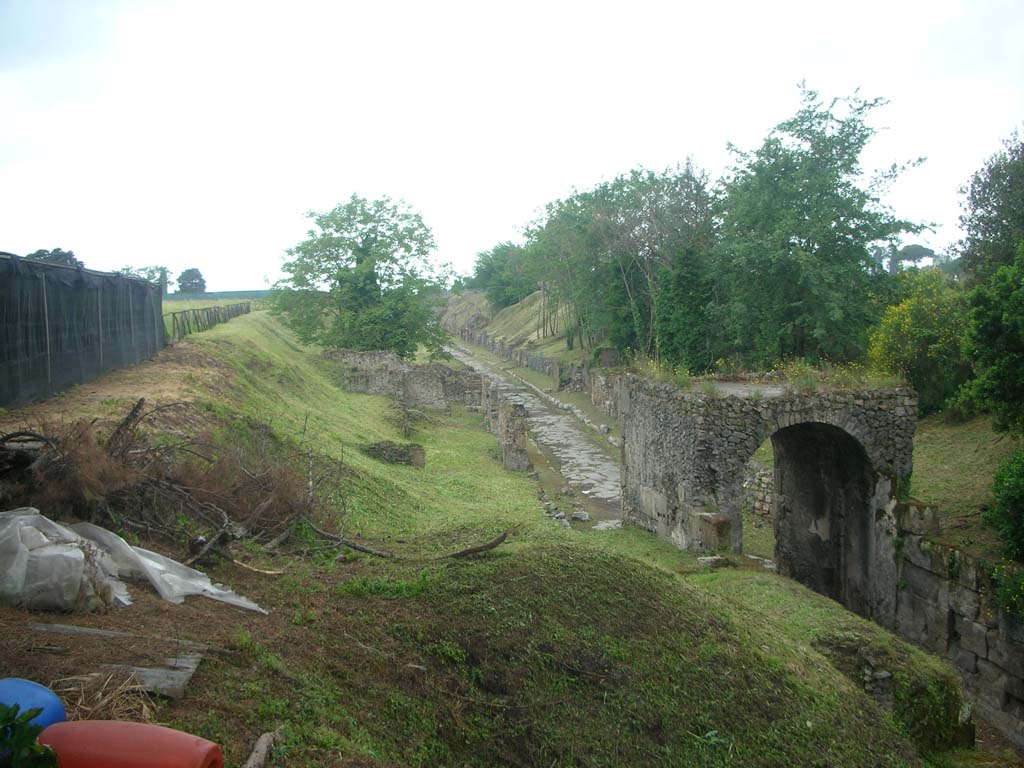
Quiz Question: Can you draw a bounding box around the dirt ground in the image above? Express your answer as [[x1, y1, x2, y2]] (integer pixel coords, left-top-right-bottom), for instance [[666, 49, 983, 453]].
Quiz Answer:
[[0, 339, 230, 437]]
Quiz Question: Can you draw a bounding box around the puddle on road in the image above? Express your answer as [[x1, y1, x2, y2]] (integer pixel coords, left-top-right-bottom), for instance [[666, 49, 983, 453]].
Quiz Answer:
[[450, 347, 622, 528]]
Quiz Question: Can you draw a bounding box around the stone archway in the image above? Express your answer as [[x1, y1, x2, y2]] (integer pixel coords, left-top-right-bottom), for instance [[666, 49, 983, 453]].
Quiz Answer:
[[619, 376, 916, 625], [771, 422, 889, 620]]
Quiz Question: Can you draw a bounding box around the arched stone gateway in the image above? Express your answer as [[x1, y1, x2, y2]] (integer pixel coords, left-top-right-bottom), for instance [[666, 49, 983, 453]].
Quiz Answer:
[[619, 375, 917, 625]]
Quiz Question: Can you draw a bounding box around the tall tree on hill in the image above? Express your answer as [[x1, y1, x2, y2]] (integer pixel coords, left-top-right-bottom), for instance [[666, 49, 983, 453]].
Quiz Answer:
[[469, 242, 535, 308], [513, 162, 715, 356], [271, 194, 449, 359], [958, 132, 1024, 286], [713, 86, 920, 367], [177, 268, 206, 293], [24, 247, 84, 268]]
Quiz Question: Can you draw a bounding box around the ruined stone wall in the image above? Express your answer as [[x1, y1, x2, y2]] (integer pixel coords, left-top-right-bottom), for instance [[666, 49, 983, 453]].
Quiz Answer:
[[585, 368, 622, 420], [744, 466, 774, 518], [896, 506, 1024, 746], [619, 375, 916, 626], [620, 376, 916, 547], [322, 349, 482, 410], [458, 329, 587, 393], [497, 399, 531, 471], [323, 349, 407, 399]]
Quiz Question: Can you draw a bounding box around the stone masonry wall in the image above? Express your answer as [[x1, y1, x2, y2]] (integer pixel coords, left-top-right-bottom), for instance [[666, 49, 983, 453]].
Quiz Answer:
[[619, 376, 916, 627], [619, 376, 916, 549], [896, 506, 1024, 746], [745, 467, 774, 518], [458, 329, 587, 393], [323, 349, 482, 411]]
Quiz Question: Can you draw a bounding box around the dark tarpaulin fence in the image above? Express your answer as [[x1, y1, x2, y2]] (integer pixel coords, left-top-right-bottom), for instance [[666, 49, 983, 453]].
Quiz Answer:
[[0, 254, 166, 408]]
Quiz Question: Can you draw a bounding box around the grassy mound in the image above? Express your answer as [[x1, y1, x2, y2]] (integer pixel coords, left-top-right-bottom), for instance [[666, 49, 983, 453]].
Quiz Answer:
[[174, 543, 931, 767]]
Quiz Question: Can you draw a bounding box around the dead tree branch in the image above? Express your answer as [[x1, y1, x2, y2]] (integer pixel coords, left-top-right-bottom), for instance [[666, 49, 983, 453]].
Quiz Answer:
[[241, 726, 283, 768], [439, 527, 518, 559], [297, 515, 393, 559]]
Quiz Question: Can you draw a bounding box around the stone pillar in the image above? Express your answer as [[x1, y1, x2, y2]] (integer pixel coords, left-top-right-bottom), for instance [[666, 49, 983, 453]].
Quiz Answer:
[[482, 381, 501, 433], [498, 400, 531, 471]]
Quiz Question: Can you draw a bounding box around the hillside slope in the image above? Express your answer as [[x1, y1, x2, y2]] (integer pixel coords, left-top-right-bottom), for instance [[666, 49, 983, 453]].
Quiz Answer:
[[445, 290, 583, 363], [0, 311, 984, 766]]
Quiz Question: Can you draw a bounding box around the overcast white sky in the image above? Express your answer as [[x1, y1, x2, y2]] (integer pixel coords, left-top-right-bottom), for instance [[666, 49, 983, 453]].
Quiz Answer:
[[2, 0, 1022, 291]]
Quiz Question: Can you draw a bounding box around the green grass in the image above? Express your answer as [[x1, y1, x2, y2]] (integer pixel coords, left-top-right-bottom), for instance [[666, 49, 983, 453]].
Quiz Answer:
[[693, 569, 969, 756], [911, 414, 1023, 558], [139, 311, 995, 766]]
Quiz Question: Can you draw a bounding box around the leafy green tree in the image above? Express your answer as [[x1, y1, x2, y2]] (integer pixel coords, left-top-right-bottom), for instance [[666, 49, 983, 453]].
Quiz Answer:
[[469, 242, 535, 308], [958, 132, 1024, 286], [119, 265, 172, 292], [987, 450, 1024, 561], [655, 247, 718, 372], [24, 247, 83, 268], [177, 268, 206, 293], [713, 86, 919, 367], [271, 194, 448, 359], [867, 268, 969, 413], [512, 162, 714, 356], [961, 243, 1024, 434]]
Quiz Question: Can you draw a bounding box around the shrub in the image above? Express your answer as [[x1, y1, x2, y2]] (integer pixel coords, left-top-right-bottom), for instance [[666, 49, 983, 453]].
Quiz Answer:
[[991, 562, 1024, 617], [961, 245, 1024, 433], [0, 704, 58, 767], [868, 268, 970, 414], [986, 449, 1024, 560]]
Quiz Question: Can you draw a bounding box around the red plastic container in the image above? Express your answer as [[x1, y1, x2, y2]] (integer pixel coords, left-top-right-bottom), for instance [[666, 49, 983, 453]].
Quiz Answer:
[[39, 721, 223, 768]]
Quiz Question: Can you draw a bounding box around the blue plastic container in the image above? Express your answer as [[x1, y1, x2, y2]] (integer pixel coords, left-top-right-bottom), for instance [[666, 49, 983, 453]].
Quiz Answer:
[[0, 678, 66, 728]]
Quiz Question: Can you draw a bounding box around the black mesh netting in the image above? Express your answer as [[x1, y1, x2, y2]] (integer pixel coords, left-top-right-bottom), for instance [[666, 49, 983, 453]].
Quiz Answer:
[[0, 255, 166, 408]]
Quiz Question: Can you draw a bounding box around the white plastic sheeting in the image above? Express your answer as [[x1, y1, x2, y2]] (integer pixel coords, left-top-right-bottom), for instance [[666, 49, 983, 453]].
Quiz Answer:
[[0, 508, 265, 613]]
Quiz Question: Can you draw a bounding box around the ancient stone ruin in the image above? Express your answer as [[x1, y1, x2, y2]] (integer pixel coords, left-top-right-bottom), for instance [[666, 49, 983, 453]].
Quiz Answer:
[[497, 400, 531, 472], [322, 349, 482, 410], [455, 328, 1024, 745], [619, 376, 917, 627], [362, 441, 426, 468]]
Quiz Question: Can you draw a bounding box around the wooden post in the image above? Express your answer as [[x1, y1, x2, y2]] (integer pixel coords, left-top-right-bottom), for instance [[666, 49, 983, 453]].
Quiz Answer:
[[97, 285, 103, 370], [41, 275, 52, 393], [127, 283, 136, 362]]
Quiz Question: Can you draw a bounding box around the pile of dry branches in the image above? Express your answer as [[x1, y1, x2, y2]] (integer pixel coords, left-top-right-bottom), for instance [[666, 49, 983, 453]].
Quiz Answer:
[[0, 398, 388, 564]]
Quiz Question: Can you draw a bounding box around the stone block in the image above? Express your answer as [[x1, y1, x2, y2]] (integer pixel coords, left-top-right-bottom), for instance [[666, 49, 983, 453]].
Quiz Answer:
[[976, 659, 1010, 711], [1006, 674, 1024, 702], [956, 616, 989, 658], [896, 502, 939, 536], [902, 535, 936, 572], [949, 584, 981, 621], [902, 561, 943, 603], [951, 647, 978, 674], [987, 629, 1024, 678]]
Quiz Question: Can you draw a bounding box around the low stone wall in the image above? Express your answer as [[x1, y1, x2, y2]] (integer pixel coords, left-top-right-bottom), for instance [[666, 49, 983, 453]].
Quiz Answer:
[[458, 329, 586, 393], [323, 349, 482, 410]]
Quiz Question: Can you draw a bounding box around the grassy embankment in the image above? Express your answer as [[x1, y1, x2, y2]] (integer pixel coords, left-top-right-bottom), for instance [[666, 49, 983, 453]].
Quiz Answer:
[[116, 310, 991, 767]]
